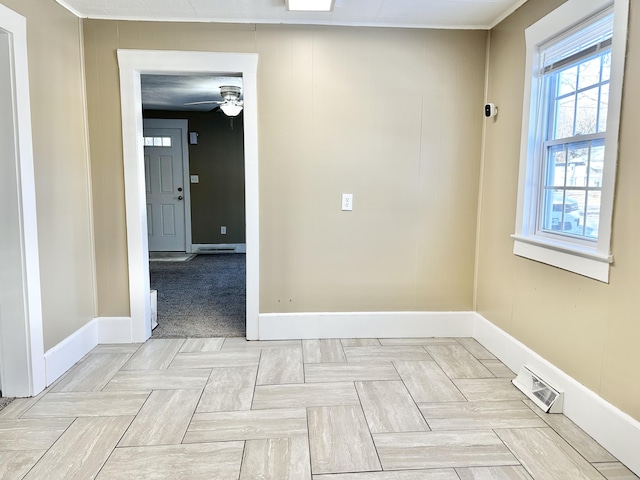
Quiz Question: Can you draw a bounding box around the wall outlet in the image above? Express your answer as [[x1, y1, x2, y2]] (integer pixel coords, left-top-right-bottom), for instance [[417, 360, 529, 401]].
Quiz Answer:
[[341, 193, 353, 211], [221, 226, 227, 235], [190, 175, 199, 183]]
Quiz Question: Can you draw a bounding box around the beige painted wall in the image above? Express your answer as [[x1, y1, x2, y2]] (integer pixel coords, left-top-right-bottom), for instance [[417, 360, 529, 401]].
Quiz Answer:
[[477, 0, 640, 421], [0, 0, 96, 350], [83, 21, 487, 315]]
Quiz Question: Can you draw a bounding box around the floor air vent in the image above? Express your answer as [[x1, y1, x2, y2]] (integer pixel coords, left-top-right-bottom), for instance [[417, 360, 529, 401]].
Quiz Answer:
[[512, 366, 564, 413]]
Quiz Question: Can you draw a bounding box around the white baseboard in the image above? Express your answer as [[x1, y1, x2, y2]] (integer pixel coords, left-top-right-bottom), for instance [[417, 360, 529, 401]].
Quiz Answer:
[[193, 243, 246, 254], [44, 316, 134, 386], [258, 311, 476, 340], [473, 313, 640, 476], [44, 319, 98, 386], [97, 316, 133, 343]]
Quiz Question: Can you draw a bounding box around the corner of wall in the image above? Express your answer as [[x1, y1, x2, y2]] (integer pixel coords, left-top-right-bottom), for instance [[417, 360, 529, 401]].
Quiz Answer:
[[473, 29, 493, 311], [77, 15, 99, 318]]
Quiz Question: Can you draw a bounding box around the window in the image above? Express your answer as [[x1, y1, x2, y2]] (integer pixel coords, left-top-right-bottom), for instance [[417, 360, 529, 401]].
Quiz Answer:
[[540, 14, 612, 241], [513, 0, 628, 282], [144, 136, 172, 147]]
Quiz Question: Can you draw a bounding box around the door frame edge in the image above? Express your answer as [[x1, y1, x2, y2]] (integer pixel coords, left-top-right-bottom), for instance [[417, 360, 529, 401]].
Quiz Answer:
[[117, 50, 260, 342]]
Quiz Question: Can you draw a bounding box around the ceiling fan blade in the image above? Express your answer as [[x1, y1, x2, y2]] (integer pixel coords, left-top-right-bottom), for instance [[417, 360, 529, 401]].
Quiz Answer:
[[183, 100, 221, 106]]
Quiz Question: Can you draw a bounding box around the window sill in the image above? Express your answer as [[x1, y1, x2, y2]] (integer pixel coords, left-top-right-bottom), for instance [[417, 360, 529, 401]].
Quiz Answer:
[[511, 234, 612, 283]]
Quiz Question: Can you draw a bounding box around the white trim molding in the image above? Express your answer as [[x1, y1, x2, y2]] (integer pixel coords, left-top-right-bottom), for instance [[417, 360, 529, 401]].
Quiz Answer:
[[473, 313, 640, 477], [97, 317, 134, 344], [512, 235, 612, 282], [488, 0, 529, 29], [44, 317, 134, 386], [258, 311, 476, 340], [44, 321, 98, 386], [0, 4, 46, 398], [53, 0, 86, 18], [117, 50, 260, 342]]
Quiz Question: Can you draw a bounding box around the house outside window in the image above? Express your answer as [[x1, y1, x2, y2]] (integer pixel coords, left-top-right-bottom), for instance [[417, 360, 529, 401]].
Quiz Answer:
[[512, 0, 629, 283]]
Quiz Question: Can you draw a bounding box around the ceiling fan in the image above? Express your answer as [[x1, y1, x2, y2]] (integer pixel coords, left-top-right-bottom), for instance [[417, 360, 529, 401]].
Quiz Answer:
[[184, 85, 244, 116]]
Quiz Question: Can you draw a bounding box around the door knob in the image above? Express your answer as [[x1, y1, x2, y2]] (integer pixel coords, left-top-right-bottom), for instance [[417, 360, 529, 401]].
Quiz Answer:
[[177, 187, 183, 192], [178, 196, 183, 200]]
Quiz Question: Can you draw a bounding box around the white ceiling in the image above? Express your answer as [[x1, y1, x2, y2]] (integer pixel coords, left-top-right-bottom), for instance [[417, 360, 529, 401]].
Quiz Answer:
[[56, 0, 528, 30]]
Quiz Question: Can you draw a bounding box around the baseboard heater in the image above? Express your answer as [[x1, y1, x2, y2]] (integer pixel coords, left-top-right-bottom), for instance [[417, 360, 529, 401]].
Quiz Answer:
[[513, 366, 564, 413], [197, 246, 237, 254]]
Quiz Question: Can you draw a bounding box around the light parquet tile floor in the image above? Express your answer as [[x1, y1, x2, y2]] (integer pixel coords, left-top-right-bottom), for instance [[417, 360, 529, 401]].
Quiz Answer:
[[0, 337, 638, 480]]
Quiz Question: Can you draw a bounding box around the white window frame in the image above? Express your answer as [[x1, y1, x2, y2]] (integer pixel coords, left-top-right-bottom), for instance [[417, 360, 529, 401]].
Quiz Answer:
[[512, 0, 629, 283]]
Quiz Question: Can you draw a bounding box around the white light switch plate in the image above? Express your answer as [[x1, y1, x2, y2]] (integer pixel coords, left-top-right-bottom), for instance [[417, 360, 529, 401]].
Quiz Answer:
[[190, 175, 199, 183], [342, 193, 353, 211]]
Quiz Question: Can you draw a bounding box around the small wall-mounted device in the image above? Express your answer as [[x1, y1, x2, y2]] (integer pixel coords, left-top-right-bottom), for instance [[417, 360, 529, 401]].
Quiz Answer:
[[484, 103, 498, 118], [189, 132, 198, 144]]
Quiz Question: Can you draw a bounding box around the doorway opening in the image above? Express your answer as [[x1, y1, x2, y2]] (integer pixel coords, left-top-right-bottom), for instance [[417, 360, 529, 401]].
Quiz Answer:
[[140, 83, 247, 338], [117, 50, 259, 342]]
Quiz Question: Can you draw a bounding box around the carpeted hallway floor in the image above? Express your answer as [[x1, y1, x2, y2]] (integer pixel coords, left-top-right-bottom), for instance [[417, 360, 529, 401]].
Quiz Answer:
[[150, 254, 246, 338]]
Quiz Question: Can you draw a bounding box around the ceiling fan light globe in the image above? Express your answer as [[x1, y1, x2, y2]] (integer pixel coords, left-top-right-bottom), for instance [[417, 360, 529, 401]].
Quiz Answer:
[[220, 103, 243, 117]]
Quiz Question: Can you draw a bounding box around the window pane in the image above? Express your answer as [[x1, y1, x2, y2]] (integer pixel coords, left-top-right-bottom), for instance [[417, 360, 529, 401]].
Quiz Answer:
[[564, 190, 586, 235], [569, 163, 588, 187], [585, 190, 601, 239], [144, 137, 153, 146], [153, 137, 162, 146], [541, 189, 563, 232], [541, 189, 589, 236], [598, 83, 609, 133], [554, 95, 575, 139], [546, 145, 567, 187], [566, 142, 589, 186], [575, 88, 598, 135], [577, 56, 601, 90], [540, 189, 564, 232], [558, 66, 577, 96], [162, 137, 172, 147], [539, 140, 601, 240], [588, 142, 605, 187], [601, 52, 611, 82]]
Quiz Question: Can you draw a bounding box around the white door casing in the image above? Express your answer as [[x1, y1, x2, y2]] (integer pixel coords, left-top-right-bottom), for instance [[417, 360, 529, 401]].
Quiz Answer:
[[0, 5, 46, 397], [143, 121, 191, 252], [117, 50, 259, 342]]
